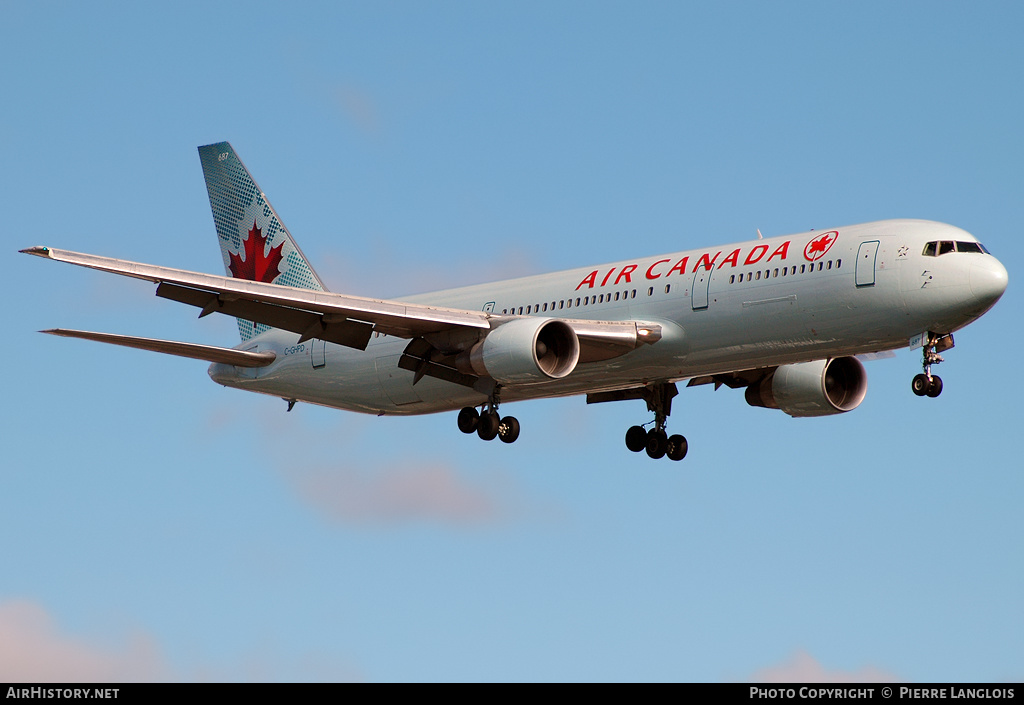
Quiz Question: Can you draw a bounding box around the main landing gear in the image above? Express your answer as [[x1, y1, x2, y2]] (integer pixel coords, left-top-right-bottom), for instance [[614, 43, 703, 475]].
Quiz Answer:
[[623, 382, 688, 461], [911, 333, 953, 398], [457, 388, 520, 444]]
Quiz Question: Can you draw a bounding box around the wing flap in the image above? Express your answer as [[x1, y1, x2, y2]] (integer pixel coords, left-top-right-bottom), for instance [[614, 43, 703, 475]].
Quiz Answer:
[[155, 283, 374, 350], [42, 329, 277, 367]]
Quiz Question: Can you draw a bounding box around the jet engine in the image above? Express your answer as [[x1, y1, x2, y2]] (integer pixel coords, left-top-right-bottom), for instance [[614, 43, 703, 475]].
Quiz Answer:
[[458, 318, 580, 384], [744, 357, 867, 417]]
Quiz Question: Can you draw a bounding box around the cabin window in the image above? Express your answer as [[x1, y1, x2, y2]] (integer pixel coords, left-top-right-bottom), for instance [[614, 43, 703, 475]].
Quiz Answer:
[[664, 284, 671, 294], [575, 298, 581, 306], [755, 271, 761, 280], [836, 259, 842, 268], [800, 265, 806, 274], [647, 287, 654, 296], [827, 260, 832, 270], [730, 275, 735, 284], [518, 306, 523, 315], [773, 268, 779, 277]]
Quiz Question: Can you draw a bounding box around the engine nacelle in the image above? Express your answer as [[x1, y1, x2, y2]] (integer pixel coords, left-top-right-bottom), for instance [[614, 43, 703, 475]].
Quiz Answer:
[[744, 357, 867, 417], [460, 318, 580, 384]]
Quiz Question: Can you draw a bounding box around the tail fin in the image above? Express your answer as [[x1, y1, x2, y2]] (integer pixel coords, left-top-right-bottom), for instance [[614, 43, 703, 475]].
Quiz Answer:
[[198, 141, 327, 341]]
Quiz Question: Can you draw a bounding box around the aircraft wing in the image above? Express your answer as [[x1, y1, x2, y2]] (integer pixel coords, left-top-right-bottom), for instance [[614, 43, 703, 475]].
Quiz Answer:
[[22, 246, 491, 349], [21, 246, 659, 361]]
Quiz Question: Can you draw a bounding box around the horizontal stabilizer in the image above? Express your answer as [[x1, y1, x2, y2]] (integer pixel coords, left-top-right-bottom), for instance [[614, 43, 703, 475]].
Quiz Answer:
[[41, 329, 277, 368]]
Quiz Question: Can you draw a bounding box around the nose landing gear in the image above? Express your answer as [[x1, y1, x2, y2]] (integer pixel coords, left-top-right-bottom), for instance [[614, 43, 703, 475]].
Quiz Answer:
[[911, 332, 953, 398]]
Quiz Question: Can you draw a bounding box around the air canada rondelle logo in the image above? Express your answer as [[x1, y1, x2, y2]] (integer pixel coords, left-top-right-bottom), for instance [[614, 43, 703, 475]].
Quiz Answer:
[[803, 231, 838, 261], [229, 220, 284, 283]]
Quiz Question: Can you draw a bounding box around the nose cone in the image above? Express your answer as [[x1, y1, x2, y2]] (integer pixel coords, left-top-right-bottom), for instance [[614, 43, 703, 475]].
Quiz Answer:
[[969, 257, 1008, 311]]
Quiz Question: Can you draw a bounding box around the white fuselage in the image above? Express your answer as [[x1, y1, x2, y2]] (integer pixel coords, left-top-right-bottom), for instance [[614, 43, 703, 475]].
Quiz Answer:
[[209, 219, 1007, 415]]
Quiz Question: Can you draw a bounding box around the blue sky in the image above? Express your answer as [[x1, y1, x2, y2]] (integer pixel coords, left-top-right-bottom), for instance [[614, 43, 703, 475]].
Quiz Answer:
[[2, 1, 1021, 682]]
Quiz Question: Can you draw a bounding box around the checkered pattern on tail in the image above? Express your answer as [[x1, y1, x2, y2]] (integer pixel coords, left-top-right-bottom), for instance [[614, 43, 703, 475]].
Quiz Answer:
[[198, 142, 327, 341]]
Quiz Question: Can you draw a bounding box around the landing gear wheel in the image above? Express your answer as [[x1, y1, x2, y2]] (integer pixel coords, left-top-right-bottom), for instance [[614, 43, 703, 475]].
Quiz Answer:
[[498, 416, 520, 444], [625, 426, 647, 453], [645, 429, 668, 459], [926, 375, 943, 398], [457, 406, 480, 433], [477, 411, 500, 441], [666, 434, 688, 461], [911, 374, 930, 397]]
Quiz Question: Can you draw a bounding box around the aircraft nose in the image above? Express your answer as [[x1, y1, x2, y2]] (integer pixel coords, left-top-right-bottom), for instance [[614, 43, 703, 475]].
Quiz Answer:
[[969, 256, 1008, 309]]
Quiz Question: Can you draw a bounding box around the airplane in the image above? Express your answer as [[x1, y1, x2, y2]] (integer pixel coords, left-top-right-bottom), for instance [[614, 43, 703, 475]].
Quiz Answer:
[[21, 142, 1009, 461]]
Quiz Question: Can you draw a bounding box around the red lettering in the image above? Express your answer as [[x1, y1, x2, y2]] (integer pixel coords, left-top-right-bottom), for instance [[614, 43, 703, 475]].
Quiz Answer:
[[744, 244, 769, 265], [693, 251, 721, 272], [646, 259, 671, 279], [576, 271, 598, 290], [615, 264, 637, 285], [718, 248, 741, 269], [666, 257, 689, 276], [600, 268, 617, 287], [767, 240, 790, 261]]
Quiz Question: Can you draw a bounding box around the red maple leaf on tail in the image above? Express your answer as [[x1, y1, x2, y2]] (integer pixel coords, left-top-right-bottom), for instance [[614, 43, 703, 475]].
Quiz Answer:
[[229, 221, 284, 283]]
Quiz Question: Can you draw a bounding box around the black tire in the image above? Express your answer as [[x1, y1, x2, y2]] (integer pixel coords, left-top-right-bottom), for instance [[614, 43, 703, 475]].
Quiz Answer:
[[498, 416, 520, 444], [666, 434, 688, 461], [477, 411, 500, 441], [911, 374, 930, 396], [645, 429, 668, 459], [927, 375, 943, 398], [457, 406, 480, 433], [625, 425, 647, 452]]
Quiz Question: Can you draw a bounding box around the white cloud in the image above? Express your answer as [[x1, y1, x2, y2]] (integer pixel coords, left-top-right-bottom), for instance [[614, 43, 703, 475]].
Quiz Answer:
[[751, 650, 899, 683], [0, 600, 166, 682], [210, 404, 534, 528], [0, 599, 364, 683], [285, 460, 515, 527]]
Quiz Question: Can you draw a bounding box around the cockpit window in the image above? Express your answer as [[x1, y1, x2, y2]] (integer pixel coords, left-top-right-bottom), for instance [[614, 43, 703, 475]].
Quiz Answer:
[[956, 241, 987, 254], [923, 240, 991, 256]]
